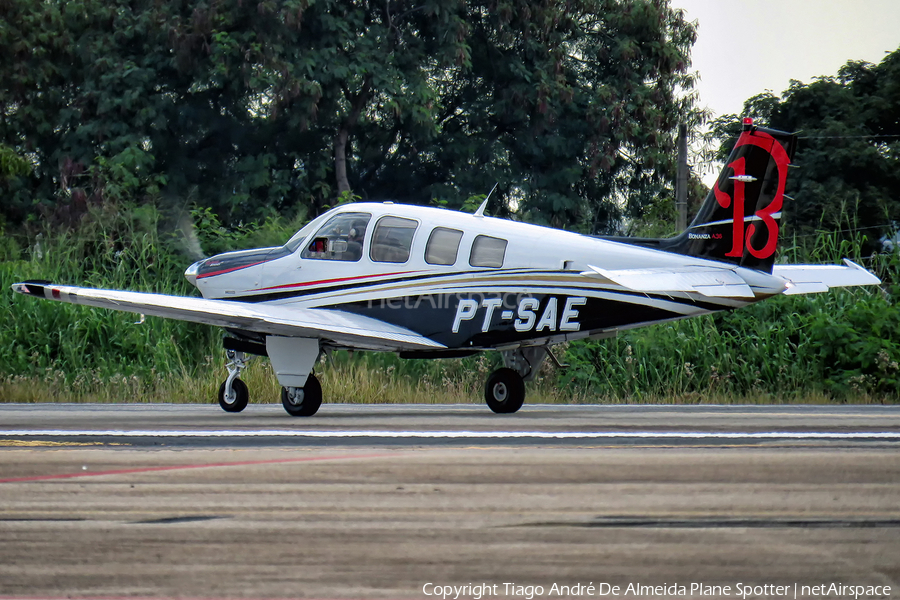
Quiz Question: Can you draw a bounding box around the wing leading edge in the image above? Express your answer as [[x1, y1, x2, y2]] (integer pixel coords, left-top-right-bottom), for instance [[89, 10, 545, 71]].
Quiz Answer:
[[11, 282, 445, 351]]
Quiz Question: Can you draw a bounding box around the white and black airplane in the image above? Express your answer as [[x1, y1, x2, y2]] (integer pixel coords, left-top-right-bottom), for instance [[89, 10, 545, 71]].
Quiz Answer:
[[12, 119, 881, 415]]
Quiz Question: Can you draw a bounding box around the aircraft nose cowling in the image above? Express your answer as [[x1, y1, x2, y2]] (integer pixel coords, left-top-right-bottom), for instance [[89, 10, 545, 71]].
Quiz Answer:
[[193, 247, 291, 282], [184, 260, 203, 287]]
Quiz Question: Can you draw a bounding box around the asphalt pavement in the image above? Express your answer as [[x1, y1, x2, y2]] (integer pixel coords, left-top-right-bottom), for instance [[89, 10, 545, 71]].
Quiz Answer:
[[0, 403, 897, 599]]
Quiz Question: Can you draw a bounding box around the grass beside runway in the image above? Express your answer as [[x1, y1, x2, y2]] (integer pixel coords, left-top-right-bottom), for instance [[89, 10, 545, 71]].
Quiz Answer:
[[0, 347, 892, 406]]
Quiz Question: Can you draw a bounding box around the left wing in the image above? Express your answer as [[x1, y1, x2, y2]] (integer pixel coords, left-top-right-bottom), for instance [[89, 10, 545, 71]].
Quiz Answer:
[[11, 282, 445, 351]]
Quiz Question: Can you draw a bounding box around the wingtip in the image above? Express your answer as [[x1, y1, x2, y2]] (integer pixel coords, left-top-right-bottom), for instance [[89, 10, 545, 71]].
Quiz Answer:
[[842, 259, 882, 285], [11, 281, 47, 296]]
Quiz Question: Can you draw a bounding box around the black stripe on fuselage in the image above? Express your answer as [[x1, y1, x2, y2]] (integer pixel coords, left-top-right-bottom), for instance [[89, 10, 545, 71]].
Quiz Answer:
[[225, 269, 731, 312], [330, 292, 691, 348]]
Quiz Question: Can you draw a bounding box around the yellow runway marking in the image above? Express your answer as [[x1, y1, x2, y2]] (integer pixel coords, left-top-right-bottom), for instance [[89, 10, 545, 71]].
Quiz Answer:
[[0, 439, 109, 447]]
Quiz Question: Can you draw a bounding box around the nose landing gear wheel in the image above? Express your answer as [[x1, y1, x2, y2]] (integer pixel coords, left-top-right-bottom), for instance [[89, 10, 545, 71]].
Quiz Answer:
[[218, 378, 249, 413], [281, 373, 323, 417], [484, 368, 526, 414]]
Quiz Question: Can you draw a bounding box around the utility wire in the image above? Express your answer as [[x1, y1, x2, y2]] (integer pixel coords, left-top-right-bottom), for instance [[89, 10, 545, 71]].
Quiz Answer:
[[797, 134, 900, 140], [787, 223, 896, 239]]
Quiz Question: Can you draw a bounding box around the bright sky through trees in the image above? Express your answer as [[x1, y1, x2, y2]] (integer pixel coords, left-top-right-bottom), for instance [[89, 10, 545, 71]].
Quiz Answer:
[[672, 0, 900, 118]]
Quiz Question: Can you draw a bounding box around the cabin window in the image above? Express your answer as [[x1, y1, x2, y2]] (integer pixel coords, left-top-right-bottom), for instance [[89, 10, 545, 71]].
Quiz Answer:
[[425, 227, 463, 266], [370, 216, 418, 263], [469, 235, 508, 268], [300, 212, 371, 261]]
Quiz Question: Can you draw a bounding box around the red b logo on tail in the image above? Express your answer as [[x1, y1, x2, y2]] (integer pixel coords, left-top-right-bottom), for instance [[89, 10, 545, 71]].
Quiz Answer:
[[713, 131, 791, 261]]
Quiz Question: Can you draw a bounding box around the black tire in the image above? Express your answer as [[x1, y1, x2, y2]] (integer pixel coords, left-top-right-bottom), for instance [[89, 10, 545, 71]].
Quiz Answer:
[[281, 374, 323, 417], [218, 378, 249, 413], [484, 368, 526, 414]]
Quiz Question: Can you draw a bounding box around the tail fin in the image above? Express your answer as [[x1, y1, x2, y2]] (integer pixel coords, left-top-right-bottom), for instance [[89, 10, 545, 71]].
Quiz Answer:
[[604, 119, 797, 273], [669, 119, 797, 273]]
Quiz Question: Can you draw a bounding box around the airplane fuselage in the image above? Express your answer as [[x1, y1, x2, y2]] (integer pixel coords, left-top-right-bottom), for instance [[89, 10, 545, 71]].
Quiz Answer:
[[190, 202, 787, 352]]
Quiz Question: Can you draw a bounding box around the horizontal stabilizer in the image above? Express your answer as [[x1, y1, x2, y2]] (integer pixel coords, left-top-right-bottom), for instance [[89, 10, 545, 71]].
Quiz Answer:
[[11, 282, 445, 351], [774, 259, 881, 295], [581, 265, 754, 298]]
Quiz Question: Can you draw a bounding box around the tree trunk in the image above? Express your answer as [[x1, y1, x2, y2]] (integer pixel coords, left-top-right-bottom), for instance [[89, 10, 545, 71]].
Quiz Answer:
[[333, 78, 372, 197], [334, 128, 351, 195]]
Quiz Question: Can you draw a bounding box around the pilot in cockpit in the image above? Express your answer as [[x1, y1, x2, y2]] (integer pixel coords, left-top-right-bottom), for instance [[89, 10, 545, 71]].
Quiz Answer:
[[345, 221, 366, 261]]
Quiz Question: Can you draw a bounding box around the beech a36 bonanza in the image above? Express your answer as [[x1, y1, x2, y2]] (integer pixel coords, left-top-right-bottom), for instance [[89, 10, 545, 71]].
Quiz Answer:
[[13, 119, 881, 416]]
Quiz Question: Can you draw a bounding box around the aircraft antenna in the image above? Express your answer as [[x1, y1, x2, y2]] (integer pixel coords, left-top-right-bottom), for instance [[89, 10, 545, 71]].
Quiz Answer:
[[474, 183, 499, 217]]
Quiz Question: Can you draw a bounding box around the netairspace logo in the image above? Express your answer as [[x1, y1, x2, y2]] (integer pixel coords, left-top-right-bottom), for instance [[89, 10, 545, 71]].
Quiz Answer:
[[421, 582, 892, 599]]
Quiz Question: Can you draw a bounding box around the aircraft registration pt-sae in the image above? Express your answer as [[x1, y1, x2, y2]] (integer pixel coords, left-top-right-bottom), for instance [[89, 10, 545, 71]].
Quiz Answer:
[[12, 119, 881, 416]]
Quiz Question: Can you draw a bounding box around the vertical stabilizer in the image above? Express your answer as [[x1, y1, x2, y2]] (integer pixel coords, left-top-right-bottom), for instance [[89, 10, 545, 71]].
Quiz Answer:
[[605, 119, 797, 274], [671, 119, 797, 272]]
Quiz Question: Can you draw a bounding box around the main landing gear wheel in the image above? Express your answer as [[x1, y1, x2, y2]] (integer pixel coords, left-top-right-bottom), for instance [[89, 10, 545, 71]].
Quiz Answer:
[[484, 368, 526, 414], [281, 373, 323, 417], [218, 378, 249, 413]]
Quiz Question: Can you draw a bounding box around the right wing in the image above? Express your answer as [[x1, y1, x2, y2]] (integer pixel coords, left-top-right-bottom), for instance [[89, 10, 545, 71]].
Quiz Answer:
[[581, 265, 755, 298], [11, 282, 445, 351], [773, 259, 881, 295]]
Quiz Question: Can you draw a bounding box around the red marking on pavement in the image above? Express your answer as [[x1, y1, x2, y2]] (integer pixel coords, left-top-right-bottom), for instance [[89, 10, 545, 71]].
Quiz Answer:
[[0, 453, 390, 484], [0, 597, 413, 600]]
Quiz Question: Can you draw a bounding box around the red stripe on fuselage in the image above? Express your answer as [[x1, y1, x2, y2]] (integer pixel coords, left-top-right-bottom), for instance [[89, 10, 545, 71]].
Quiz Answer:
[[254, 271, 418, 292], [197, 261, 267, 279]]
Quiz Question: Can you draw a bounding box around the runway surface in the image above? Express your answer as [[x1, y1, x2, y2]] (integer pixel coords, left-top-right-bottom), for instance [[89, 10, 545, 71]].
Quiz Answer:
[[1, 403, 899, 447], [0, 404, 898, 599]]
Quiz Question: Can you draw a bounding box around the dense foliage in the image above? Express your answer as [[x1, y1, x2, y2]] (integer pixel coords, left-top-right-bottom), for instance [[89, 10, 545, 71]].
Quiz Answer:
[[0, 0, 701, 232]]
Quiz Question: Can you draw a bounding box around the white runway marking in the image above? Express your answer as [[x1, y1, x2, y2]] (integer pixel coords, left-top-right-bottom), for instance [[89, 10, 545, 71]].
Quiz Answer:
[[1, 429, 899, 439]]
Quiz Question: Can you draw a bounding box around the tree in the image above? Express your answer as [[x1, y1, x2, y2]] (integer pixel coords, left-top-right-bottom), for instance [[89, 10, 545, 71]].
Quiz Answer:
[[351, 0, 703, 232], [1, 0, 701, 233], [708, 47, 900, 239]]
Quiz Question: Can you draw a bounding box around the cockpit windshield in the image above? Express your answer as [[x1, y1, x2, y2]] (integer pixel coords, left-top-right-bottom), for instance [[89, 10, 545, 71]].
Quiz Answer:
[[300, 212, 372, 262], [283, 220, 319, 253]]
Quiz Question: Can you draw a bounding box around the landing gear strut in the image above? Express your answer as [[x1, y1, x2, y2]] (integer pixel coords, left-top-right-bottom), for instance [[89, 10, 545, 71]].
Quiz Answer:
[[216, 337, 324, 416], [281, 374, 323, 417], [218, 350, 250, 413]]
